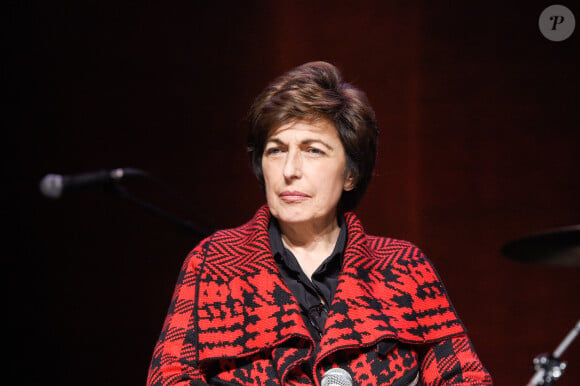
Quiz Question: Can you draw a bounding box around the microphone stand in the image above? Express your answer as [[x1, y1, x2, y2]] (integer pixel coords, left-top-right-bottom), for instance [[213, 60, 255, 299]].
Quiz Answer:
[[105, 183, 210, 238], [40, 167, 213, 237], [527, 320, 580, 385]]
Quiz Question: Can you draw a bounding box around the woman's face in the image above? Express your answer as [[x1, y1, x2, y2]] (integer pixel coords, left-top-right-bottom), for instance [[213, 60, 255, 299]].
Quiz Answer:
[[262, 119, 353, 228]]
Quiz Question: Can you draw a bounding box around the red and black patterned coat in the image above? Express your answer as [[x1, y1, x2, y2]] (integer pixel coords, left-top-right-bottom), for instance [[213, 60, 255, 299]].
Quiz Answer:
[[147, 206, 492, 385]]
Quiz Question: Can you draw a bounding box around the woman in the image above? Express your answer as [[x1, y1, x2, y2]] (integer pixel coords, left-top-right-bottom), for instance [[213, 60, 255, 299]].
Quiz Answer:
[[147, 62, 493, 385]]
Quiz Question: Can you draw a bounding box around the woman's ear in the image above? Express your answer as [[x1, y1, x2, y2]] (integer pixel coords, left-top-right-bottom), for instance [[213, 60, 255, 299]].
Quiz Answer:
[[344, 174, 355, 191]]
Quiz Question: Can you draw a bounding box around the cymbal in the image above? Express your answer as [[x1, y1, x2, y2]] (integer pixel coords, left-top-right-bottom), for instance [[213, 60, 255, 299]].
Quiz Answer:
[[501, 225, 580, 266]]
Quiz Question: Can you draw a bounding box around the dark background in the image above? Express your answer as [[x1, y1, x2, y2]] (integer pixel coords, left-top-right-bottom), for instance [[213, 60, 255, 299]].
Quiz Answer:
[[5, 1, 579, 385]]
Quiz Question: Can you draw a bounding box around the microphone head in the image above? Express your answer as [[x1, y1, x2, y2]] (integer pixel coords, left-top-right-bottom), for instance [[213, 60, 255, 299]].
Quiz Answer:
[[321, 368, 352, 386], [39, 174, 64, 199]]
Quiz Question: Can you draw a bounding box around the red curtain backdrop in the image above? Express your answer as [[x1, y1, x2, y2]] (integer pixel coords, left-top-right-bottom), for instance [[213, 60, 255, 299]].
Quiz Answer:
[[6, 2, 579, 385]]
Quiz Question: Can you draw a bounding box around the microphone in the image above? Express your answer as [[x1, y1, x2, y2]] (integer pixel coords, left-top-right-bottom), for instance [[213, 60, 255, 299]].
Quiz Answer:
[[321, 368, 352, 386], [39, 168, 146, 199]]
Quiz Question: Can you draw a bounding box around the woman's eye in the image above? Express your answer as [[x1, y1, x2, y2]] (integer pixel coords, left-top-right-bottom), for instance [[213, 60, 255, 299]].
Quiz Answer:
[[265, 148, 282, 155], [307, 147, 325, 155]]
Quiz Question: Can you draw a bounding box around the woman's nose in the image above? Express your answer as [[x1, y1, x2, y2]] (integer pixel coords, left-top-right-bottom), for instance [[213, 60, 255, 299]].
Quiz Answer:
[[283, 150, 302, 179]]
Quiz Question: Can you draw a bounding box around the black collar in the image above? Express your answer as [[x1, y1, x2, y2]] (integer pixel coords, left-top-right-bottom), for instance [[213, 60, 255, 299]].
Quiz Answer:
[[268, 216, 347, 278]]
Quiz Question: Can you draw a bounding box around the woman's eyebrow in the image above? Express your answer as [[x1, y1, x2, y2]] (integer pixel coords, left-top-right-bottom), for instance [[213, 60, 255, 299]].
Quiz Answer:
[[301, 139, 334, 150], [265, 138, 285, 146], [265, 137, 334, 150]]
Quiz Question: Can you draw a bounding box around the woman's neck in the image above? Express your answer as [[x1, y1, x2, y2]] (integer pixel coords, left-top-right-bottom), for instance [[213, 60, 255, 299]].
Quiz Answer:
[[278, 216, 341, 279]]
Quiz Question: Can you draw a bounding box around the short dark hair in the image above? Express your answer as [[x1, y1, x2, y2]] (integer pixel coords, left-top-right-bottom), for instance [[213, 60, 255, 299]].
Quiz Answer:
[[247, 61, 379, 212]]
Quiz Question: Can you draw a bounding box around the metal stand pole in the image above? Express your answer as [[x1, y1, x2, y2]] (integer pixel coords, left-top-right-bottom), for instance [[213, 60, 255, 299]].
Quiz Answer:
[[527, 320, 580, 385]]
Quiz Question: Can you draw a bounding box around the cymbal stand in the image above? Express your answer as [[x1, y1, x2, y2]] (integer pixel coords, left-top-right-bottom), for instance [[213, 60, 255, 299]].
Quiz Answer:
[[527, 320, 580, 385]]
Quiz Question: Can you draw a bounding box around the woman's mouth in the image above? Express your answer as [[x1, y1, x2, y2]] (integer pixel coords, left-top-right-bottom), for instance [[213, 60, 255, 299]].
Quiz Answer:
[[280, 191, 309, 202]]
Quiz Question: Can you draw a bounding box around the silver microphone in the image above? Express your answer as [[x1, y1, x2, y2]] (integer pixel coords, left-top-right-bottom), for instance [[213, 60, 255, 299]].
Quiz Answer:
[[39, 168, 145, 198], [321, 368, 352, 386]]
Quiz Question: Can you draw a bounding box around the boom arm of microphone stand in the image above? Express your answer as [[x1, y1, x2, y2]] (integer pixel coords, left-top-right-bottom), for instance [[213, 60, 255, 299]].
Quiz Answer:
[[105, 183, 211, 239]]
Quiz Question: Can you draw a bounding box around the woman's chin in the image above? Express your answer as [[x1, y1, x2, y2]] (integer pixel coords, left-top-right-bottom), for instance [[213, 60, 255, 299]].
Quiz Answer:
[[271, 204, 311, 224], [271, 204, 337, 228]]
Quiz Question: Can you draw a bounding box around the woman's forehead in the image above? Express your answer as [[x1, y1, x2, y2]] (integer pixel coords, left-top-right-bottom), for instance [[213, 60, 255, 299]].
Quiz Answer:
[[268, 119, 339, 139]]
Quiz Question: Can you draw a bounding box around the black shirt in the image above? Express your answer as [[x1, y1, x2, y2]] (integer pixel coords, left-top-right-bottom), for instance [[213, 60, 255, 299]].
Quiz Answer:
[[269, 217, 347, 343]]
